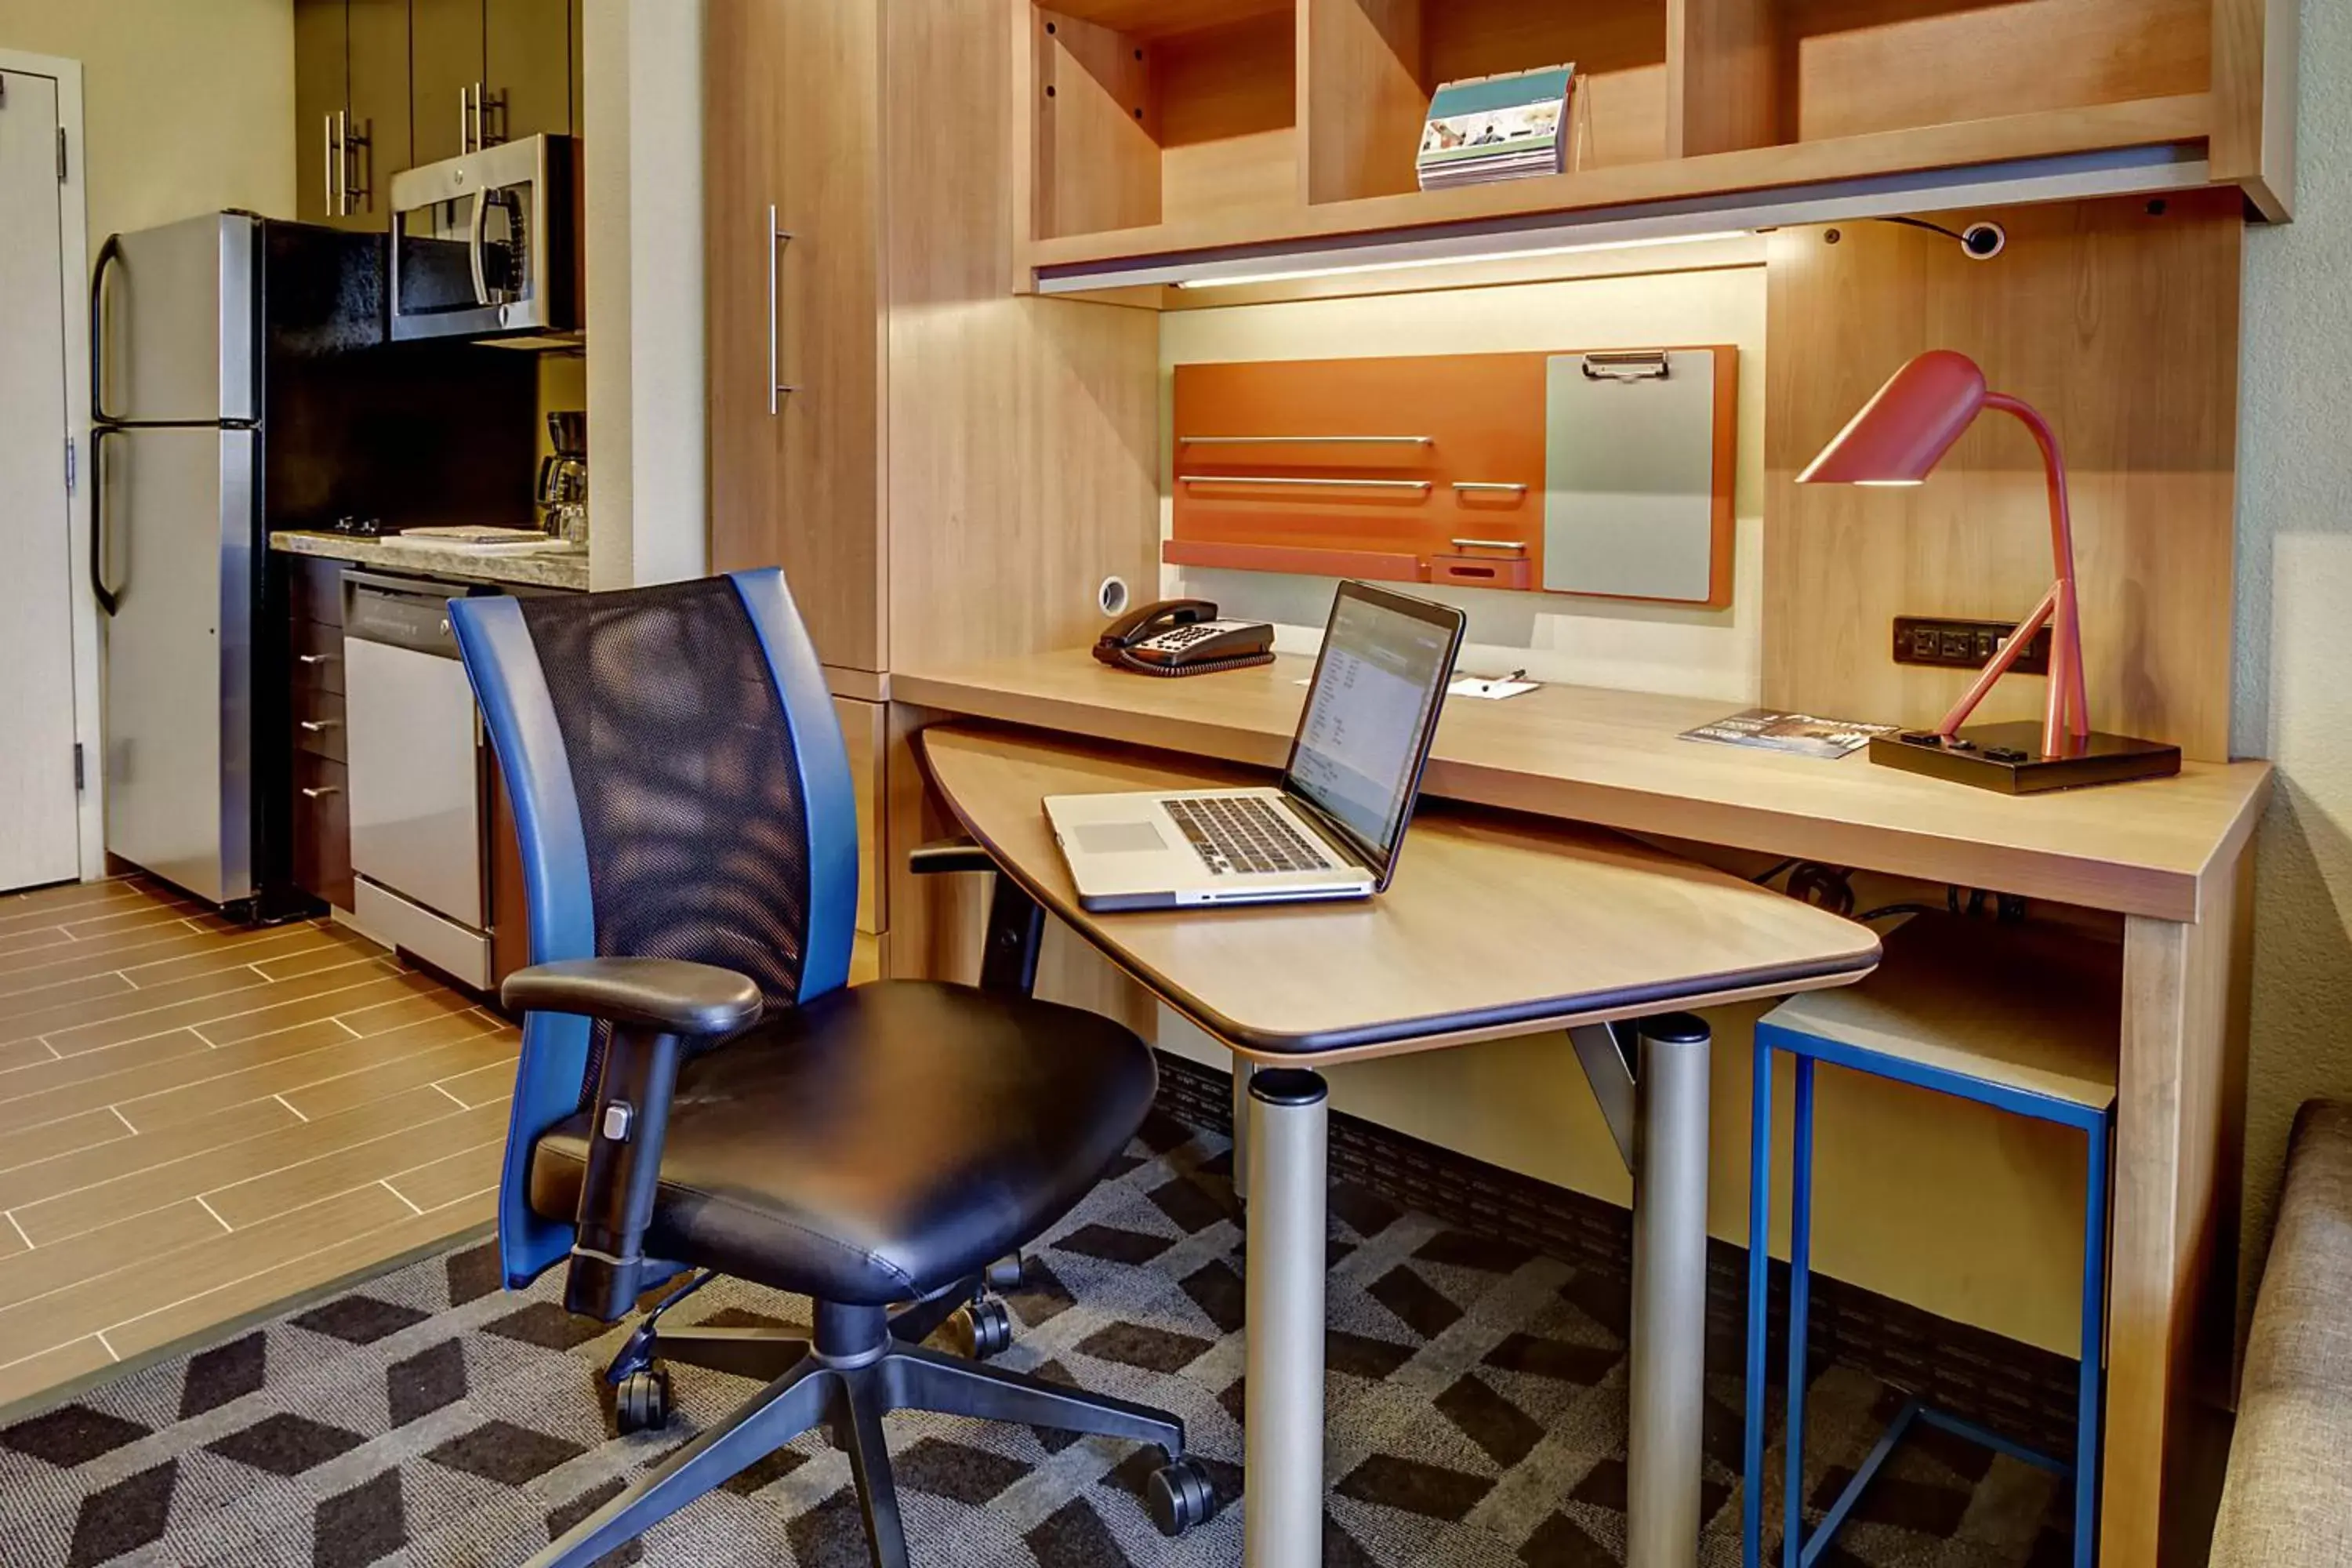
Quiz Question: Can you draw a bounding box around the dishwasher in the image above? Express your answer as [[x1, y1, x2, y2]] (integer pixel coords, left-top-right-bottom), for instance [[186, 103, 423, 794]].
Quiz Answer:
[[343, 570, 492, 987]]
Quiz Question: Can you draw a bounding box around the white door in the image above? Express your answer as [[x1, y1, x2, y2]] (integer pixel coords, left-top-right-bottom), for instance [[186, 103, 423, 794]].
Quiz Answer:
[[0, 69, 81, 893]]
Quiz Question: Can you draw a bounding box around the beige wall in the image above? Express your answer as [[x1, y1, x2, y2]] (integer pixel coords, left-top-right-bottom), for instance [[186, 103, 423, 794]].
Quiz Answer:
[[2231, 0, 2352, 1316], [0, 0, 294, 249]]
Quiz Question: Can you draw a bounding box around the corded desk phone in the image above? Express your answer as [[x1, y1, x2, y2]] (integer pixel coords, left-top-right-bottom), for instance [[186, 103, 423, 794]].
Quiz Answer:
[[1092, 598, 1277, 677]]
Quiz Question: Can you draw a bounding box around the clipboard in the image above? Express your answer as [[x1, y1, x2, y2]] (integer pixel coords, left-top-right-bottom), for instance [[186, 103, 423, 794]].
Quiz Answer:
[[1543, 349, 1731, 604]]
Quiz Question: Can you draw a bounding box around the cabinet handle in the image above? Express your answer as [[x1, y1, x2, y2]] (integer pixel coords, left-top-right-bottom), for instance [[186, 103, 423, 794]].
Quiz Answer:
[[1178, 474, 1432, 492], [1180, 434, 1433, 447], [460, 84, 473, 154], [1449, 537, 1527, 552], [297, 652, 336, 666], [324, 113, 337, 216], [299, 720, 341, 733], [299, 786, 340, 800], [1451, 481, 1529, 495], [767, 205, 800, 415]]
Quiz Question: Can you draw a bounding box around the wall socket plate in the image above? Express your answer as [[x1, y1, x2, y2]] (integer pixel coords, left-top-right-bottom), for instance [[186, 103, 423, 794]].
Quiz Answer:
[[1891, 616, 2052, 675]]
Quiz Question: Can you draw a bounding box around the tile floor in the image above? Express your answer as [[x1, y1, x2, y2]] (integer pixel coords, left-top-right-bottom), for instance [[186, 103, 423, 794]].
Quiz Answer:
[[0, 876, 519, 1417]]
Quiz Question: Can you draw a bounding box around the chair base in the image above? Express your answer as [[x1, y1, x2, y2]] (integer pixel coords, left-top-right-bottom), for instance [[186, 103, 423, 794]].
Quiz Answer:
[[532, 1298, 1211, 1568]]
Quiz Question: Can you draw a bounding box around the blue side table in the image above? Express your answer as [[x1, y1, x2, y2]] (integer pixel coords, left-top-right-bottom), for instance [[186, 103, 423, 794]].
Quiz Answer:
[[1740, 913, 2119, 1568]]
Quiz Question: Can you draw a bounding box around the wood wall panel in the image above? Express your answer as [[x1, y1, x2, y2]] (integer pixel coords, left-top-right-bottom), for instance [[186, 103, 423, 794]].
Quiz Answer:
[[1762, 191, 2241, 760]]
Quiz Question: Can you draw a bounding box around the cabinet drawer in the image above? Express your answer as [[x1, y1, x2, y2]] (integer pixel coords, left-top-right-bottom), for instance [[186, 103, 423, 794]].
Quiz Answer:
[[833, 695, 884, 935], [294, 688, 348, 762], [289, 554, 344, 626], [293, 618, 345, 695], [294, 753, 354, 911]]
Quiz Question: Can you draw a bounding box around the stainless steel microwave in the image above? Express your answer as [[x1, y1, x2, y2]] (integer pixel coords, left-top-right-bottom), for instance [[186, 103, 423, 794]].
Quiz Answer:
[[388, 133, 580, 343]]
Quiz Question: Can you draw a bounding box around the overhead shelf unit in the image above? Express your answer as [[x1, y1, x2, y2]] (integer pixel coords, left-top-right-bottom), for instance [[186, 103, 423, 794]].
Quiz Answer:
[[1011, 0, 2299, 299]]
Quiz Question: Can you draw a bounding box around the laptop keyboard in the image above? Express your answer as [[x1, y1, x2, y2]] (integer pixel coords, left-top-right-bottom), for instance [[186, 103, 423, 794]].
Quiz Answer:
[[1163, 796, 1337, 877]]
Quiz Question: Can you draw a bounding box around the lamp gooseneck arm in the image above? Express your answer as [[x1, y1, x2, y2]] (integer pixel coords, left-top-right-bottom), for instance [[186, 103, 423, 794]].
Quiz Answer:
[[1975, 394, 2090, 750]]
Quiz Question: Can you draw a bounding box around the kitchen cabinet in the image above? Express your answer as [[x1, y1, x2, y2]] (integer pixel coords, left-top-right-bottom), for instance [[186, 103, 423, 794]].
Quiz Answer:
[[414, 0, 576, 165], [285, 557, 354, 909], [295, 0, 412, 230]]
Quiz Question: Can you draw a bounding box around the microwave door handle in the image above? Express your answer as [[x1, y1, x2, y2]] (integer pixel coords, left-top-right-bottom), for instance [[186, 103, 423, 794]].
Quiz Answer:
[[467, 185, 493, 307]]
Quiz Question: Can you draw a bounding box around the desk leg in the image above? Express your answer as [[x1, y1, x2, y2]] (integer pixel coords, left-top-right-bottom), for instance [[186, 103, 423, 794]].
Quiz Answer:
[[1232, 1059, 1258, 1205], [1629, 1015, 1711, 1568], [1245, 1068, 1328, 1568]]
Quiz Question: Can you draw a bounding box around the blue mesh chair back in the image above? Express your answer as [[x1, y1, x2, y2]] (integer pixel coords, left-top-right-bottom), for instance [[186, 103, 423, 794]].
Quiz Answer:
[[448, 568, 856, 1286]]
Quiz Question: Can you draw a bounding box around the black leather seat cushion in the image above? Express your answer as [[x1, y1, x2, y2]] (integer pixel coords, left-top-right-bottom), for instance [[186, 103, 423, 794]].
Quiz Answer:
[[530, 981, 1156, 1305]]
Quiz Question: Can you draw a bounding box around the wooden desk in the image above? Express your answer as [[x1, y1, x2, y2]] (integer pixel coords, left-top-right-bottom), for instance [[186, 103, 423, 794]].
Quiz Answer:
[[917, 725, 1879, 1568], [891, 650, 2274, 1568]]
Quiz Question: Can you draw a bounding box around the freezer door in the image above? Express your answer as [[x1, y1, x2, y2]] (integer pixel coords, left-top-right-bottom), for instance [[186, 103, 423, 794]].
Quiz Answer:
[[100, 427, 257, 905], [93, 213, 256, 426]]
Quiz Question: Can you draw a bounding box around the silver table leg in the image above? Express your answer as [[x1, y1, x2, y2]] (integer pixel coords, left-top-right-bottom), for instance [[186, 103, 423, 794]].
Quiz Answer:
[[1231, 1058, 1257, 1201], [1244, 1067, 1327, 1568], [1628, 1015, 1711, 1568]]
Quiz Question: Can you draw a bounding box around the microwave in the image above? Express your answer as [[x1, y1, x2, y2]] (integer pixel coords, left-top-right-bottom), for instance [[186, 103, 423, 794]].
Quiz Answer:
[[388, 133, 580, 343]]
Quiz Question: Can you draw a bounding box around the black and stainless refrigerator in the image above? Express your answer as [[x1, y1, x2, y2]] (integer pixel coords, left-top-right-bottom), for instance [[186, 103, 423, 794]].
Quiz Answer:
[[91, 212, 536, 917]]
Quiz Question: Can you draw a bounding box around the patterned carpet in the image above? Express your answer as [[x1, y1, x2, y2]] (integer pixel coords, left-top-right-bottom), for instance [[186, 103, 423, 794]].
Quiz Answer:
[[0, 1110, 2073, 1567]]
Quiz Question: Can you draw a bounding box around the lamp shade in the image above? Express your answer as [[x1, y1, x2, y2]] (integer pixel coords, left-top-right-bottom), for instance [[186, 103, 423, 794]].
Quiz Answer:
[[1797, 348, 1989, 485]]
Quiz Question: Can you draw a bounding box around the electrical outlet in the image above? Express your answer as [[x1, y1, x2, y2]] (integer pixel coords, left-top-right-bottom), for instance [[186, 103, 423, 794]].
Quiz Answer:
[[1891, 616, 2052, 675]]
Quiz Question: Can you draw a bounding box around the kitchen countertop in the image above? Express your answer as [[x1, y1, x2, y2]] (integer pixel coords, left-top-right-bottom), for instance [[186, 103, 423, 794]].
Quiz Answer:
[[270, 530, 591, 592]]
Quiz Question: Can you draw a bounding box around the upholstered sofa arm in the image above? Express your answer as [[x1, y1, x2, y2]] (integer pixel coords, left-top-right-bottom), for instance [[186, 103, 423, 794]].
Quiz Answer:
[[503, 956, 764, 1322]]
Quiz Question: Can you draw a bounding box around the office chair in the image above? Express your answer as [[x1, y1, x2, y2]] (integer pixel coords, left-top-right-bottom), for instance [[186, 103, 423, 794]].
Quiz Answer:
[[449, 570, 1214, 1568]]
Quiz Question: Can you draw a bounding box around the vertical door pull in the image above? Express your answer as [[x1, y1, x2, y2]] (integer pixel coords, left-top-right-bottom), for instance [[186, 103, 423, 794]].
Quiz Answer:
[[768, 205, 797, 416]]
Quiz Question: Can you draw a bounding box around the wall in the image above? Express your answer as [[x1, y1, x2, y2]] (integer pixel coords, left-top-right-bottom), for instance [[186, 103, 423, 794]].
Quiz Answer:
[[1154, 265, 2103, 1354], [583, 0, 706, 590], [2231, 0, 2352, 1316], [0, 0, 294, 248], [1160, 259, 1768, 702]]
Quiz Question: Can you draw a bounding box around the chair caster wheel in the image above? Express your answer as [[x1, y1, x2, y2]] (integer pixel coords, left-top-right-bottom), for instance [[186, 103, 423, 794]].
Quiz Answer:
[[1145, 1454, 1214, 1537], [983, 1251, 1025, 1292], [946, 1298, 1014, 1361], [613, 1367, 671, 1435]]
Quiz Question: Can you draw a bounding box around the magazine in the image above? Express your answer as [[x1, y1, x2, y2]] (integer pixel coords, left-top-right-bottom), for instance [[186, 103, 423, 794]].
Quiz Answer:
[[1677, 708, 1900, 760]]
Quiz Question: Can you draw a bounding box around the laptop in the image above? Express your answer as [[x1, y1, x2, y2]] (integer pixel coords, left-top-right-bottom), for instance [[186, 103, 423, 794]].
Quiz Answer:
[[1047, 581, 1467, 911]]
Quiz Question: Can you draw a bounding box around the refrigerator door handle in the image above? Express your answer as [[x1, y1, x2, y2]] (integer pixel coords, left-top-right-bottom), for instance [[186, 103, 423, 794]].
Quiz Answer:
[[89, 426, 121, 618], [88, 234, 124, 426]]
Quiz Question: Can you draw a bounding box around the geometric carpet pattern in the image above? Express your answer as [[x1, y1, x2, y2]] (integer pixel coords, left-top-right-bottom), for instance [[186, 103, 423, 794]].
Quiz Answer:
[[0, 1109, 2074, 1567]]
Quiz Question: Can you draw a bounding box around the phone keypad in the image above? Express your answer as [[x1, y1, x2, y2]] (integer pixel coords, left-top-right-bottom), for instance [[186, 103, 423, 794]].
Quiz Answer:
[[1145, 622, 1226, 650], [1164, 797, 1334, 877]]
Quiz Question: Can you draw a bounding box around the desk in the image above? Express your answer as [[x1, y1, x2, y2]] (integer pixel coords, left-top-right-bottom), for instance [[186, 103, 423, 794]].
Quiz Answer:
[[891, 649, 2274, 1568], [916, 725, 1880, 1567]]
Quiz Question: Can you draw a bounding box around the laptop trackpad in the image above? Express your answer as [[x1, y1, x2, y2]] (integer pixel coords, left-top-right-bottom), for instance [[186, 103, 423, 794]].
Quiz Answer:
[[1073, 820, 1168, 854]]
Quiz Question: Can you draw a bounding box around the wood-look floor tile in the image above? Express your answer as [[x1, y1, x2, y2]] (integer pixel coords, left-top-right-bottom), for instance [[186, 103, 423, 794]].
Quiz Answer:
[[275, 1020, 514, 1121], [0, 964, 260, 1050], [0, 880, 156, 929], [60, 902, 207, 941], [18, 1087, 457, 1244], [0, 1185, 402, 1364], [0, 973, 136, 1031], [430, 1058, 517, 1109], [0, 927, 74, 960], [0, 1096, 299, 1218], [100, 1190, 493, 1367], [203, 1091, 511, 1230], [118, 924, 350, 991], [383, 1134, 506, 1214], [0, 920, 243, 986], [0, 1200, 226, 1317], [0, 1029, 220, 1135], [330, 985, 480, 1040], [113, 1012, 498, 1134], [250, 924, 392, 981], [192, 969, 441, 1048], [0, 1109, 133, 1180], [0, 1039, 56, 1074], [0, 1336, 113, 1414], [39, 957, 392, 1057]]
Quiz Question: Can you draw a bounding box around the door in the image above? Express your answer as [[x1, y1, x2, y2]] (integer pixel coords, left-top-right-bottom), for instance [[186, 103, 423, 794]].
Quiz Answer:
[[706, 0, 884, 672], [95, 215, 256, 426], [0, 69, 82, 892], [296, 0, 413, 230], [412, 0, 485, 165], [97, 428, 256, 906], [294, 0, 349, 225], [347, 0, 414, 224], [488, 0, 574, 140]]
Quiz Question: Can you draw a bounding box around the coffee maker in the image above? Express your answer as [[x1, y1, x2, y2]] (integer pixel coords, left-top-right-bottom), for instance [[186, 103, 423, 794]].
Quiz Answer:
[[538, 410, 588, 543]]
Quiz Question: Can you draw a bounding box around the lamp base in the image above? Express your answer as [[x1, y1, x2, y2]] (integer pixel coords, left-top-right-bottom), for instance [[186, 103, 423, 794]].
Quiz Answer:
[[1868, 720, 2181, 793]]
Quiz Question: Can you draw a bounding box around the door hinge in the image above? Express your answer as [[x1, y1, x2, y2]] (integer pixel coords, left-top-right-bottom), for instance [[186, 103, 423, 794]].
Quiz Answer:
[[73, 743, 84, 792], [64, 437, 74, 496], [56, 128, 67, 183]]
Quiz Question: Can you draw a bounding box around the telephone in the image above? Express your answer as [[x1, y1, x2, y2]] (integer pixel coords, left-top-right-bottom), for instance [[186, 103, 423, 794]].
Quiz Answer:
[[1092, 598, 1277, 677]]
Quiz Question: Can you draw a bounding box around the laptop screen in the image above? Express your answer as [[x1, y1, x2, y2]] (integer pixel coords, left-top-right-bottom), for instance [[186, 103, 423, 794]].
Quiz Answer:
[[1283, 582, 1466, 881]]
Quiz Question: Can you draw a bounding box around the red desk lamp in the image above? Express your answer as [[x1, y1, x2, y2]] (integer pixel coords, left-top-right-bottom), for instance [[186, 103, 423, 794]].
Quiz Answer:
[[1798, 349, 2179, 792]]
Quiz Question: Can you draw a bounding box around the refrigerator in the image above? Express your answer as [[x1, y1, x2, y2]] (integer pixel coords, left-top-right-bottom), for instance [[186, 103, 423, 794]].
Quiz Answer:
[[91, 213, 537, 916]]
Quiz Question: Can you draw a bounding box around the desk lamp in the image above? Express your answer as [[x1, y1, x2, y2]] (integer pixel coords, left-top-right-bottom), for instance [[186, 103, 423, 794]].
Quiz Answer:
[[1798, 349, 2179, 793]]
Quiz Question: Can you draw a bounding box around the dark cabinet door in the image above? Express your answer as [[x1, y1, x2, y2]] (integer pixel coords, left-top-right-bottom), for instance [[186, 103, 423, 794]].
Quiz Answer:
[[488, 0, 575, 139], [294, 0, 348, 226], [412, 0, 485, 166], [344, 0, 413, 223]]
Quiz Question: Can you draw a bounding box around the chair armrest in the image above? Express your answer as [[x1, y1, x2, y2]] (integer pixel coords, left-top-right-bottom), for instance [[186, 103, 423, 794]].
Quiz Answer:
[[500, 958, 760, 1322], [909, 837, 996, 877], [502, 956, 764, 1036]]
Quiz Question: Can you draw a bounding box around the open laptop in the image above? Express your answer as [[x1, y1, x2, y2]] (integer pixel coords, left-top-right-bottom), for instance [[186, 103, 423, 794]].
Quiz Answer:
[[1047, 581, 1466, 911]]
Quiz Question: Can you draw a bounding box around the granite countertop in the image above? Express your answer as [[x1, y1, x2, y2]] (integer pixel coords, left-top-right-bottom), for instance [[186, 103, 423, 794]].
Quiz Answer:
[[270, 530, 591, 592]]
